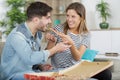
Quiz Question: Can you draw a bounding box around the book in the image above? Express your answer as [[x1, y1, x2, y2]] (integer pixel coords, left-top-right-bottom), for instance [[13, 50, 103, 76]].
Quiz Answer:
[[24, 61, 113, 80]]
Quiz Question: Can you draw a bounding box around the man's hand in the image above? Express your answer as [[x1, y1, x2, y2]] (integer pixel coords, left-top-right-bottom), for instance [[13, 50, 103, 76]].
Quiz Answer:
[[49, 41, 71, 56], [45, 32, 57, 42], [50, 28, 74, 45], [55, 41, 71, 52], [38, 64, 53, 71]]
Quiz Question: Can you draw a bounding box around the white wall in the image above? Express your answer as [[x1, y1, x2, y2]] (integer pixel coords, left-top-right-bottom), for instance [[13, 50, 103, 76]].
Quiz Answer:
[[81, 0, 120, 29], [0, 0, 7, 41], [0, 0, 7, 21], [0, 0, 7, 32]]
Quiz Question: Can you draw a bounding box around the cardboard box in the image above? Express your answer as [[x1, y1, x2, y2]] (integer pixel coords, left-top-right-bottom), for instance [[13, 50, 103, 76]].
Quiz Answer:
[[24, 61, 113, 80]]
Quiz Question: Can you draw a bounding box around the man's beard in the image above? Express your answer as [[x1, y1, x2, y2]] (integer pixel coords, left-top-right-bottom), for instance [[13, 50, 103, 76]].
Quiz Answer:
[[38, 26, 46, 32]]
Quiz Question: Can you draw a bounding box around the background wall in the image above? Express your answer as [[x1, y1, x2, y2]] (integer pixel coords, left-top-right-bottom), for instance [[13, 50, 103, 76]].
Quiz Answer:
[[0, 0, 7, 21], [81, 0, 120, 29], [0, 0, 120, 30], [0, 0, 7, 32]]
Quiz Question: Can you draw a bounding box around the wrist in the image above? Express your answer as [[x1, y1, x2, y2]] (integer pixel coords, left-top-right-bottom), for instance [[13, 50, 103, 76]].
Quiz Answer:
[[48, 47, 57, 56]]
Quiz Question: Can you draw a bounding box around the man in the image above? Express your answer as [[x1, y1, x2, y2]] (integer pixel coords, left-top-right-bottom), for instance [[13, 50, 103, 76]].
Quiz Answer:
[[0, 2, 71, 80]]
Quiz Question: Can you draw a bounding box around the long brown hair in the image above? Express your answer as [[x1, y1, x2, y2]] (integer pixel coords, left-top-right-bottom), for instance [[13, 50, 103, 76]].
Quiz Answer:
[[64, 2, 89, 34]]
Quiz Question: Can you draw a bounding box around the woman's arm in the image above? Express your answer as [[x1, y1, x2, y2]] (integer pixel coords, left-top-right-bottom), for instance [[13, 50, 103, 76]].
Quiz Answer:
[[70, 44, 86, 61], [50, 28, 89, 61], [57, 34, 87, 61]]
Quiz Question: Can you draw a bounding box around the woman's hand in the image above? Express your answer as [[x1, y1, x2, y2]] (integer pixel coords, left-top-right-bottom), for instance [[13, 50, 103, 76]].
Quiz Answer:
[[50, 28, 74, 45]]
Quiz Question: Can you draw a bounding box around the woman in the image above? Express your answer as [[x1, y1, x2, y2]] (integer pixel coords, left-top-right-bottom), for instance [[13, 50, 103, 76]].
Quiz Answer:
[[46, 2, 111, 80]]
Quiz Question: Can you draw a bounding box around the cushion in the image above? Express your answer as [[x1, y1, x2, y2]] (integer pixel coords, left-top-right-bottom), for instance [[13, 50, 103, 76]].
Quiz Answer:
[[82, 49, 98, 62]]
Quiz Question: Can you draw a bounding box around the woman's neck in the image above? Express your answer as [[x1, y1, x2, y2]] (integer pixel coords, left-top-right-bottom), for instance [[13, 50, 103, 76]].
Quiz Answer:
[[68, 29, 79, 34]]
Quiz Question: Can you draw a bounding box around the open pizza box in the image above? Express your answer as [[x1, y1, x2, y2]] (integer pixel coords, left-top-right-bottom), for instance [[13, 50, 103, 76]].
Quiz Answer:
[[24, 61, 113, 80]]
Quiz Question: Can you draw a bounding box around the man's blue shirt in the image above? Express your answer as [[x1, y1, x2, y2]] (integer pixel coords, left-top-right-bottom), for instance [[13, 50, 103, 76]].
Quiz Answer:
[[0, 23, 50, 80]]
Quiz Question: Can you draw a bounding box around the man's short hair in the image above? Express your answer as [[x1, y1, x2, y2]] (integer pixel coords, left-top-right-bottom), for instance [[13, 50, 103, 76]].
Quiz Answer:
[[26, 1, 52, 20]]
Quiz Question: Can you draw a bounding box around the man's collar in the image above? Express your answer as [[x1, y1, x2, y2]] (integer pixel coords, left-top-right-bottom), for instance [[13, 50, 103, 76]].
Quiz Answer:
[[17, 23, 42, 40], [17, 23, 33, 39]]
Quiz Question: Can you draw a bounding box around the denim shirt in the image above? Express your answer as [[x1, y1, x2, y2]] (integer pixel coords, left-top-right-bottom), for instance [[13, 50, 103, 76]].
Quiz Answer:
[[0, 23, 50, 80]]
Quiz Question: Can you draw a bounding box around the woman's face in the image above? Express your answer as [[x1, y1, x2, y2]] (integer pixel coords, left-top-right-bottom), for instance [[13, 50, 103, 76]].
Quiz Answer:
[[66, 9, 81, 30]]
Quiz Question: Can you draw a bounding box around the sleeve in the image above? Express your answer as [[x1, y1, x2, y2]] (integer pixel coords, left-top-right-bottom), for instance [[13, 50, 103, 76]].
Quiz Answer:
[[10, 32, 50, 65], [51, 24, 64, 42], [81, 33, 91, 48], [51, 25, 62, 37]]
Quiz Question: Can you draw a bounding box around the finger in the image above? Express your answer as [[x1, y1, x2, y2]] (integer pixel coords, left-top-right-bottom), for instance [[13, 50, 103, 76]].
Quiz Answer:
[[46, 34, 55, 42], [61, 41, 72, 48], [45, 33, 51, 39], [62, 41, 69, 44], [50, 28, 63, 36], [67, 45, 72, 47], [64, 45, 72, 50], [50, 28, 59, 35], [50, 28, 67, 39], [50, 36, 56, 42], [44, 66, 53, 71], [49, 67, 54, 70], [45, 64, 52, 67]]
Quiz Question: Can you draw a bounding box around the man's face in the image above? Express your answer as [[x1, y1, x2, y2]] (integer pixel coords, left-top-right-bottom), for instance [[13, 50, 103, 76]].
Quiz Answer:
[[37, 12, 52, 32]]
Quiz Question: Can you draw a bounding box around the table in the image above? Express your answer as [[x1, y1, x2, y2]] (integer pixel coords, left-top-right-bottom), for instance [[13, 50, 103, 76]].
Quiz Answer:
[[95, 54, 120, 60]]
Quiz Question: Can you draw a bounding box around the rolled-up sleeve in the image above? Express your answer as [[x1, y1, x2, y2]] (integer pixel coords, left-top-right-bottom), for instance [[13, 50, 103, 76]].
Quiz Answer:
[[10, 33, 50, 65]]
